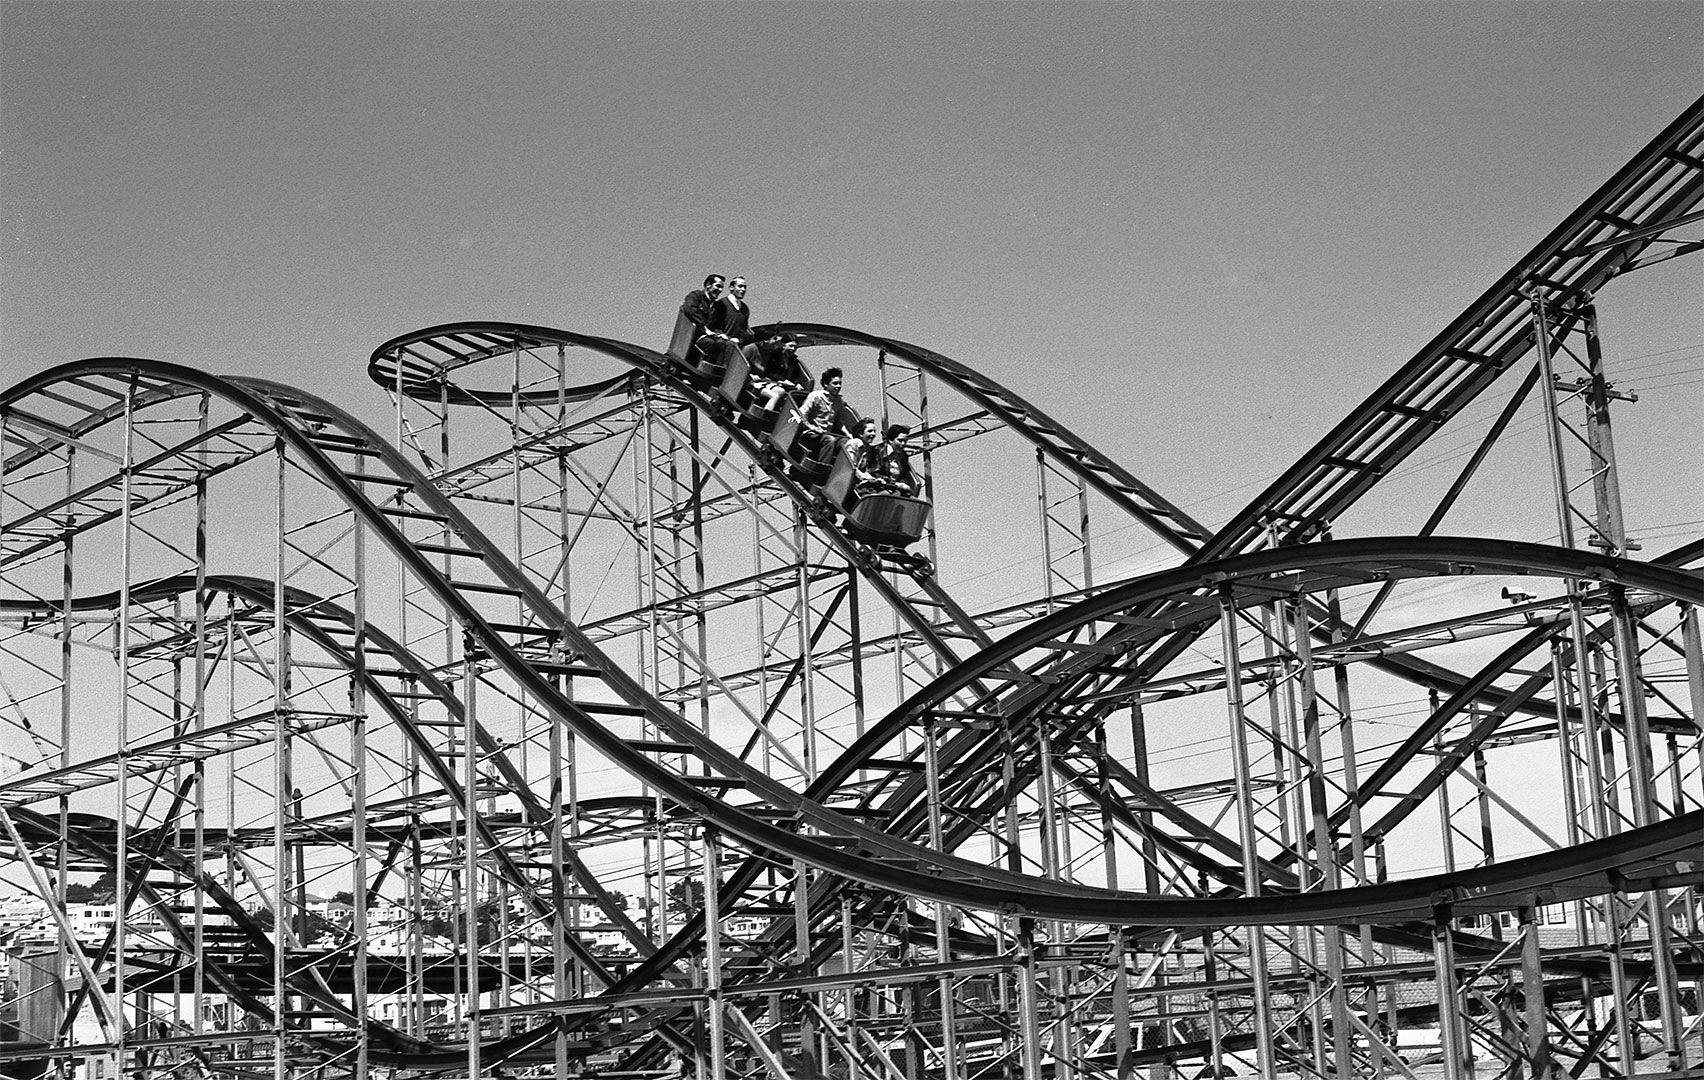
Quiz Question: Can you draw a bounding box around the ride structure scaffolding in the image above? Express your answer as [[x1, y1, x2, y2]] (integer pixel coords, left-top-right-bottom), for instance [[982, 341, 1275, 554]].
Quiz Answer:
[[0, 96, 1701, 1080]]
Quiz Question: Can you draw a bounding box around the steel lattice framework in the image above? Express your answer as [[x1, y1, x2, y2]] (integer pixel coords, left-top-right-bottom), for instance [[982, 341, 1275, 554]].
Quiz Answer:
[[0, 97, 1701, 1080]]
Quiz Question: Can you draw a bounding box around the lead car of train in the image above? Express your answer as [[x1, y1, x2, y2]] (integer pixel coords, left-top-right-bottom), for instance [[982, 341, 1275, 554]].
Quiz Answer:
[[666, 315, 932, 561]]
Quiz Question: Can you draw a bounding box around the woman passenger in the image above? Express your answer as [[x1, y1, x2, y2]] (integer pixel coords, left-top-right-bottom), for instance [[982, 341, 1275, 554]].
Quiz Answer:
[[744, 333, 808, 411], [878, 423, 922, 496], [847, 417, 886, 495]]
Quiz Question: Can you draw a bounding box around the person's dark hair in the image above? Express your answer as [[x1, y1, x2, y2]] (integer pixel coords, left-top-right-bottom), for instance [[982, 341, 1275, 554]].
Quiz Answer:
[[821, 367, 843, 383], [703, 274, 723, 288], [884, 423, 910, 441]]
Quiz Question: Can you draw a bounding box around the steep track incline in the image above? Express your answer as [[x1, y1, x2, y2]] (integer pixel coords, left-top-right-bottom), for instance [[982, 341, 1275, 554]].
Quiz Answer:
[[11, 363, 1695, 927]]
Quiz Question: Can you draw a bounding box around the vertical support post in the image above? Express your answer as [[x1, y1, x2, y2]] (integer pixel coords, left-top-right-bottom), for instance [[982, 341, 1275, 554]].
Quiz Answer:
[[998, 722, 1025, 1070], [1609, 588, 1687, 1069], [689, 407, 712, 745], [1434, 690, 1458, 873], [1130, 700, 1162, 1079], [1432, 909, 1470, 1080], [793, 855, 818, 1077], [840, 893, 858, 1073], [463, 634, 482, 1080], [1606, 891, 1636, 1077], [1034, 717, 1068, 1077], [271, 432, 289, 1080], [1219, 586, 1278, 1080], [795, 513, 819, 784], [190, 393, 210, 1050], [349, 469, 369, 1080], [549, 686, 572, 1075], [114, 379, 140, 1071], [1017, 919, 1047, 1080], [1096, 709, 1133, 1080], [1288, 595, 1353, 1080], [58, 438, 80, 1039], [703, 826, 725, 1080], [1518, 903, 1555, 1080], [1203, 922, 1227, 1080], [1327, 583, 1381, 1071], [923, 716, 961, 1080]]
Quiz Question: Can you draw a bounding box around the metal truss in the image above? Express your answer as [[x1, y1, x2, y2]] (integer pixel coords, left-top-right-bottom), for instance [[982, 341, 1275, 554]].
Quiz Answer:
[[0, 96, 1700, 1080]]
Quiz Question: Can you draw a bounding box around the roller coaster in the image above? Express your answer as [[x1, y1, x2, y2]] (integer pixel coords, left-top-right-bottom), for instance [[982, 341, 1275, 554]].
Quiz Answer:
[[0, 97, 1700, 1080]]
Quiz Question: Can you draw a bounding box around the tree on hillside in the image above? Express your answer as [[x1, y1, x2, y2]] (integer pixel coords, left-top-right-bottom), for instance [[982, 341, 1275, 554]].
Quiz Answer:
[[64, 871, 115, 904], [665, 879, 704, 916]]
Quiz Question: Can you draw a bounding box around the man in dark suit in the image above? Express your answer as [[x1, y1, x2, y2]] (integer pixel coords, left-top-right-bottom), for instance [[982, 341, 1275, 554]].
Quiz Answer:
[[675, 274, 726, 366], [680, 274, 724, 328]]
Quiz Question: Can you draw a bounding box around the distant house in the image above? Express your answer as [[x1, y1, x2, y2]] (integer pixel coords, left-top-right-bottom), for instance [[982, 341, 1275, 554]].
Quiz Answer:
[[573, 922, 635, 955]]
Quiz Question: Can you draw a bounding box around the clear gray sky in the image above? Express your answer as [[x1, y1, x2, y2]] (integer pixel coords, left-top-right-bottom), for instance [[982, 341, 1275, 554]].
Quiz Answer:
[[3, 1, 1700, 557]]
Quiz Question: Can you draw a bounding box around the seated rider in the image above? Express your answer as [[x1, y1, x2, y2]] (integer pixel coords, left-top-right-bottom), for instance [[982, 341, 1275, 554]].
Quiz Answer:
[[705, 275, 753, 344], [681, 274, 723, 328], [797, 367, 853, 459], [846, 417, 887, 495], [878, 423, 922, 496], [680, 274, 728, 366], [743, 333, 808, 411]]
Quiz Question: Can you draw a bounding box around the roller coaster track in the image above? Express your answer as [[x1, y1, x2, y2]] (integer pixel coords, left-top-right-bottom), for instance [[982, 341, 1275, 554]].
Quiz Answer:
[[754, 93, 1704, 907], [1, 96, 1698, 1078], [362, 96, 1702, 1072], [6, 364, 1697, 1069], [5, 356, 1698, 1051], [376, 94, 1704, 887], [27, 360, 1689, 926], [1206, 93, 1704, 559], [757, 323, 1213, 555], [2, 545, 1697, 1069], [826, 537, 1702, 876], [359, 317, 1553, 1052], [367, 324, 1000, 661], [357, 307, 1621, 927], [1, 358, 1309, 920], [1, 358, 1115, 1067], [573, 534, 1701, 1071], [834, 537, 1701, 845], [296, 95, 1704, 1069], [962, 90, 1704, 823], [362, 320, 1297, 935], [17, 333, 1210, 907]]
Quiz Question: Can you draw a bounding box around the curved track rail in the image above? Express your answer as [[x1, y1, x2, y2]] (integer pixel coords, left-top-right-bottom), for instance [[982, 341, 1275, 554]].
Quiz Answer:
[[1, 95, 1698, 1080]]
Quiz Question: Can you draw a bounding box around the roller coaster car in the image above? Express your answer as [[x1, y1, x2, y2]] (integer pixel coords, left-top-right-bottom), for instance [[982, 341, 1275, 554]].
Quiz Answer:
[[784, 398, 860, 475], [820, 445, 859, 509], [666, 309, 697, 363], [772, 415, 839, 485], [716, 348, 782, 433], [845, 492, 931, 548], [671, 321, 737, 388], [769, 407, 800, 454], [821, 449, 931, 548]]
